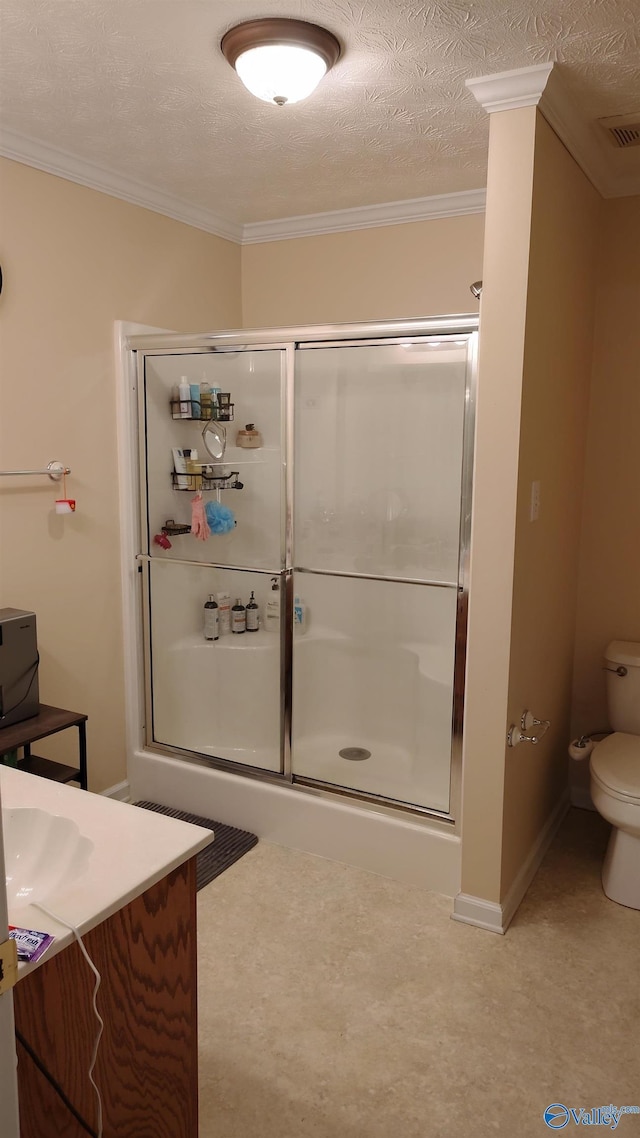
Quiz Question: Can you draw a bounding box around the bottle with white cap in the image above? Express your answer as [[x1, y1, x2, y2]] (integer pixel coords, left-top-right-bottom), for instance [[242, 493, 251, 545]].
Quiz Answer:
[[178, 376, 191, 418]]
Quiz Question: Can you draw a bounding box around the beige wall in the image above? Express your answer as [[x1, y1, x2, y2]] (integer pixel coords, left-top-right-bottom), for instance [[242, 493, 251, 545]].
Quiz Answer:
[[460, 111, 600, 904], [241, 214, 484, 327], [571, 196, 640, 738], [0, 158, 241, 791], [500, 118, 600, 897], [460, 106, 539, 904]]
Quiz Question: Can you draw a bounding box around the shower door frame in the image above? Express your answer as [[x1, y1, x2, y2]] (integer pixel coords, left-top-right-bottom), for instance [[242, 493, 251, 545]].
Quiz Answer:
[[127, 315, 478, 827]]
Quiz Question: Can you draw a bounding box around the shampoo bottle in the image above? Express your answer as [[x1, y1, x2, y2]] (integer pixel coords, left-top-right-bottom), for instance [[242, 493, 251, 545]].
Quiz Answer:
[[204, 595, 219, 641], [246, 591, 259, 631], [231, 597, 246, 634], [266, 577, 281, 630]]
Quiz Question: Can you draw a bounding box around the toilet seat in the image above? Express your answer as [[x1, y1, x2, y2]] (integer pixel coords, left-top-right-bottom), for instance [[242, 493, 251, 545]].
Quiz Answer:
[[591, 733, 640, 804]]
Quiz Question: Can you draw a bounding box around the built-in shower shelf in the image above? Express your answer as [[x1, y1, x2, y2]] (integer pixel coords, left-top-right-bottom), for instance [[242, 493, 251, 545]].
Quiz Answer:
[[202, 446, 280, 464], [174, 629, 279, 651]]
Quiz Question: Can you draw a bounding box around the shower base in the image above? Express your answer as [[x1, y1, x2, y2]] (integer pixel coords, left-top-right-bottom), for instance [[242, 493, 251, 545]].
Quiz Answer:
[[293, 734, 416, 805], [130, 747, 461, 897]]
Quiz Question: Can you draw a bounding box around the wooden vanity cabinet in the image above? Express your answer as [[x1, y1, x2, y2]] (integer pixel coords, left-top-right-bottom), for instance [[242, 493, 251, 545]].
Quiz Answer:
[[13, 856, 198, 1138]]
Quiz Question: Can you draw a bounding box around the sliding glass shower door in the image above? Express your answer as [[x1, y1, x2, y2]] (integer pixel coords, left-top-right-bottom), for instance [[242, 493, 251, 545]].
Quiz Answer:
[[291, 339, 470, 812], [134, 322, 475, 817], [141, 348, 287, 772]]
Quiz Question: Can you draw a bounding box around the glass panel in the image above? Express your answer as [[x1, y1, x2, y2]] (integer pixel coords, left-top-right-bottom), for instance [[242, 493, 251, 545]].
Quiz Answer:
[[144, 350, 285, 570], [294, 341, 467, 582], [291, 572, 457, 812], [149, 560, 282, 772]]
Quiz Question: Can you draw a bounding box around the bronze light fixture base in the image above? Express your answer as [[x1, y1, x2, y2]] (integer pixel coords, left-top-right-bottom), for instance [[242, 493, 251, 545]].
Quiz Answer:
[[221, 18, 341, 105]]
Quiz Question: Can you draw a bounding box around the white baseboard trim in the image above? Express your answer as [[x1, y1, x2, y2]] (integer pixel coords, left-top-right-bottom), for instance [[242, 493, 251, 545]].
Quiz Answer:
[[101, 780, 131, 802], [500, 791, 569, 930], [451, 893, 506, 934], [452, 790, 570, 934]]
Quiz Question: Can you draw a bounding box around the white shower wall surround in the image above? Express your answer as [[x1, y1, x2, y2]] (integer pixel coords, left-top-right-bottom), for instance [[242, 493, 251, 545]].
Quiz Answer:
[[123, 317, 477, 896]]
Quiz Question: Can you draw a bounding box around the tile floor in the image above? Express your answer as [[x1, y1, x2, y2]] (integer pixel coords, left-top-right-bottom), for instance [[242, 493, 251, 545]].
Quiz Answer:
[[197, 808, 640, 1137]]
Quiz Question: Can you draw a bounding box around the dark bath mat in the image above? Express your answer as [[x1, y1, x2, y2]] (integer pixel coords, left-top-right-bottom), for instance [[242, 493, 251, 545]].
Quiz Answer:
[[134, 801, 258, 891]]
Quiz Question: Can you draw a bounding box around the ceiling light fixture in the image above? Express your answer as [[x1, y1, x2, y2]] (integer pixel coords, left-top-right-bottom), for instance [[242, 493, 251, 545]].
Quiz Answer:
[[221, 18, 341, 106]]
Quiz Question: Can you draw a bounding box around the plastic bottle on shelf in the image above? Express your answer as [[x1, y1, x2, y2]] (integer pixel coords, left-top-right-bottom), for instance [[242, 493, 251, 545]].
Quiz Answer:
[[216, 592, 231, 635], [171, 385, 181, 419], [294, 595, 307, 633], [200, 381, 212, 420], [204, 595, 219, 641], [246, 591, 259, 631], [231, 598, 246, 634], [178, 377, 191, 418], [190, 383, 201, 418], [266, 578, 280, 630]]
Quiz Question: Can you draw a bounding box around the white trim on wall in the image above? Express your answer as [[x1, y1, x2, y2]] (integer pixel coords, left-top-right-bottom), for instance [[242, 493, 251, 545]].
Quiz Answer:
[[466, 62, 638, 199], [101, 780, 131, 802], [0, 129, 244, 243], [240, 189, 487, 243], [3, 65, 638, 244], [452, 790, 570, 933], [0, 127, 486, 243], [466, 63, 554, 114], [114, 320, 171, 784]]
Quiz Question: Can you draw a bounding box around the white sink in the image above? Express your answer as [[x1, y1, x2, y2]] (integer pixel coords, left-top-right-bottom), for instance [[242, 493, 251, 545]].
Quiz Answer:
[[3, 807, 93, 911]]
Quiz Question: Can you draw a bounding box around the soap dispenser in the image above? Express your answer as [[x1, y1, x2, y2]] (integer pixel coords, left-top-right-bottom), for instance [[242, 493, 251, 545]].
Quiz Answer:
[[246, 590, 260, 632]]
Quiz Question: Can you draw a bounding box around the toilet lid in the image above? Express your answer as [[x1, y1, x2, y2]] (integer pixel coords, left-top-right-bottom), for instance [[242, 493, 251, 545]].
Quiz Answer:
[[591, 733, 640, 800]]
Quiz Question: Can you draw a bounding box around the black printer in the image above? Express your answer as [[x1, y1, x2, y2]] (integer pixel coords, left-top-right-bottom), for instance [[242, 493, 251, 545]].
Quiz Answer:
[[0, 608, 39, 728]]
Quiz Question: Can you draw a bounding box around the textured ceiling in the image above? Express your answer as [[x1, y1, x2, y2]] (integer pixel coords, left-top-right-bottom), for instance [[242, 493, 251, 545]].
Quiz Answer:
[[1, 0, 639, 223]]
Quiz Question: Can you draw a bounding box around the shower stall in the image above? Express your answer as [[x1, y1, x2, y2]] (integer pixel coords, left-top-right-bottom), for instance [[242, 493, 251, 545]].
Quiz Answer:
[[125, 316, 477, 869]]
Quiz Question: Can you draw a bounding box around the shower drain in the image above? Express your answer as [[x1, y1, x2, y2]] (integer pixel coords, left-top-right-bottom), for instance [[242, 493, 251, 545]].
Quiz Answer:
[[339, 747, 371, 761]]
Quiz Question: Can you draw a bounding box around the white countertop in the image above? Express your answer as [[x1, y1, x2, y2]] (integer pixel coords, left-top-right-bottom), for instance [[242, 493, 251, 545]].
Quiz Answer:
[[1, 766, 213, 978]]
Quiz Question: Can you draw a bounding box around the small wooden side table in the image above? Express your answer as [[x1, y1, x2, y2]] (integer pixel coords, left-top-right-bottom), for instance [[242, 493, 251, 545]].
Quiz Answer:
[[0, 704, 88, 790]]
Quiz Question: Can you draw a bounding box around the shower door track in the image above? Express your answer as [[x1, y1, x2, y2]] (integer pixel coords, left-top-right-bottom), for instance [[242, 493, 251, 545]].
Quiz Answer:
[[295, 566, 459, 589], [144, 735, 457, 829]]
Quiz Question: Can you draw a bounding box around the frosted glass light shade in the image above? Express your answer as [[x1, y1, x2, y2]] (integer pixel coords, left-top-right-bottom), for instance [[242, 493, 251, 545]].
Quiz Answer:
[[221, 19, 340, 107], [235, 44, 328, 105]]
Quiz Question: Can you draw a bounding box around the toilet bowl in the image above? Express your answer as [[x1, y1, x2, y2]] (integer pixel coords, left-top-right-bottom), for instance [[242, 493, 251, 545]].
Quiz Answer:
[[590, 732, 640, 909], [587, 641, 640, 909]]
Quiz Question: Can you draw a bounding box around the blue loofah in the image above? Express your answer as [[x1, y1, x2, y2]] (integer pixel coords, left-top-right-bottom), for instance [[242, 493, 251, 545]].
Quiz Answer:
[[205, 499, 236, 534]]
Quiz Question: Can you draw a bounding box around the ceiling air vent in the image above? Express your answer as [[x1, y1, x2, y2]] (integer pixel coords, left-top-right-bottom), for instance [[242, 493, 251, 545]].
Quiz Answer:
[[598, 114, 640, 149]]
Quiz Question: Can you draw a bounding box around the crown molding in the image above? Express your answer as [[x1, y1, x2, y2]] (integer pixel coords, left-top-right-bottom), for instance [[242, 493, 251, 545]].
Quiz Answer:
[[466, 63, 554, 114], [538, 68, 639, 198], [240, 189, 487, 243], [467, 63, 640, 199], [0, 130, 487, 243], [0, 129, 244, 243]]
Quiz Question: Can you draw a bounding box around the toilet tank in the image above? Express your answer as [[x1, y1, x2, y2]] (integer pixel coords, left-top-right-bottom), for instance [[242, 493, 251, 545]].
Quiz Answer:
[[605, 641, 640, 734]]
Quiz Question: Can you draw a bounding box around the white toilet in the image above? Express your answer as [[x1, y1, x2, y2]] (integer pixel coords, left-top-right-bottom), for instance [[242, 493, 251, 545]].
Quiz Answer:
[[590, 640, 640, 909]]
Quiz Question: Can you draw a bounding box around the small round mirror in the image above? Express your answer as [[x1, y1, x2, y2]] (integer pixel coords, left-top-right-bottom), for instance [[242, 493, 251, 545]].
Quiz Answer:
[[202, 420, 227, 461]]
